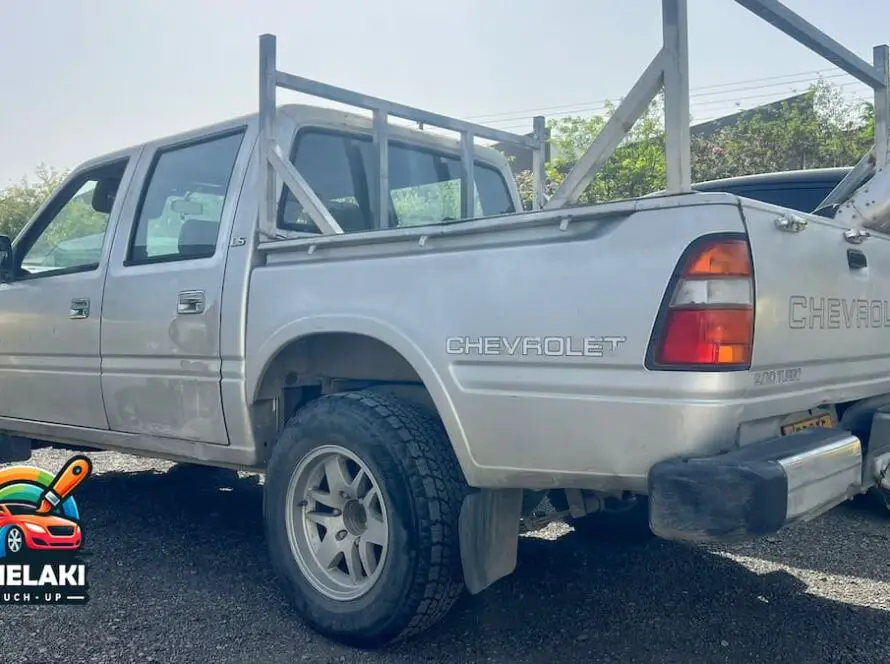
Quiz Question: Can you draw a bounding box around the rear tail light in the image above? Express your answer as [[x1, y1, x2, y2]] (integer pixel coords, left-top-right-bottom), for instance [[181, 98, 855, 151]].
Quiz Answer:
[[649, 236, 754, 369]]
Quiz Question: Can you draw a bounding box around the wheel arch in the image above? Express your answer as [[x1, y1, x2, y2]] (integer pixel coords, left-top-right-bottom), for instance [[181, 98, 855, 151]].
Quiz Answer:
[[247, 315, 475, 482]]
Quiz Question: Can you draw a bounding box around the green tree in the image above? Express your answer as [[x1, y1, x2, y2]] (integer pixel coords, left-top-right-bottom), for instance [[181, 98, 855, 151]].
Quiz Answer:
[[548, 95, 667, 205], [24, 180, 115, 268], [0, 164, 68, 239], [0, 166, 124, 271], [511, 78, 875, 209], [691, 80, 873, 181]]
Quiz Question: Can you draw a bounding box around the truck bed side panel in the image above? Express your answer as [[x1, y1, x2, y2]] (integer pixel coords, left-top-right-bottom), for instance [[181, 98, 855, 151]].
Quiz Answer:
[[247, 200, 748, 489]]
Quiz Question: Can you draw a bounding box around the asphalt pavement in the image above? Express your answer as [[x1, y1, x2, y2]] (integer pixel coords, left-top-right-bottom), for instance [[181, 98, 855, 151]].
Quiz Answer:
[[1, 447, 889, 664]]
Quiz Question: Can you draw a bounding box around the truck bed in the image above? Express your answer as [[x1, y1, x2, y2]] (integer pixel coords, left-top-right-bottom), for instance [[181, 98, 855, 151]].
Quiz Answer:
[[247, 189, 890, 491]]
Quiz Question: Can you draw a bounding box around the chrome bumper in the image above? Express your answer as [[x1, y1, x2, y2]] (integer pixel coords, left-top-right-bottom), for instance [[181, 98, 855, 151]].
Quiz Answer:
[[647, 428, 863, 543], [779, 433, 862, 522]]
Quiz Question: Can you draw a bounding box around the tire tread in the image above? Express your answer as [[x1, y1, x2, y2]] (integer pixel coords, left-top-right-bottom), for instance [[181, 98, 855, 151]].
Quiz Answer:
[[266, 389, 467, 646]]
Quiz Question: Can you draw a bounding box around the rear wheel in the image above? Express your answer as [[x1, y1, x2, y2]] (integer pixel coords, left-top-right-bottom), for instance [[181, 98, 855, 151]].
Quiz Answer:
[[264, 390, 467, 648]]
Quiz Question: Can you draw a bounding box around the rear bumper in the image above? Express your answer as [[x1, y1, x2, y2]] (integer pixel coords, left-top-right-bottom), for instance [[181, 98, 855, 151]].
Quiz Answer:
[[647, 428, 866, 543]]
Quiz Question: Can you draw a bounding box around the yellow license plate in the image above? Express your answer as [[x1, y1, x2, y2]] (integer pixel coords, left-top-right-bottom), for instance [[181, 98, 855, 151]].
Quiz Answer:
[[781, 413, 834, 435]]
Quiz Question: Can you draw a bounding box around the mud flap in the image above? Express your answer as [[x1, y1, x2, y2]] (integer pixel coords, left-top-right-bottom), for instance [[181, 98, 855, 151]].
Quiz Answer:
[[458, 488, 523, 594], [863, 408, 890, 485]]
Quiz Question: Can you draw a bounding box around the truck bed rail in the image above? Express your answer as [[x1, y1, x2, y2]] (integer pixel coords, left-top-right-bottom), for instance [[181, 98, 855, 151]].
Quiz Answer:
[[257, 35, 547, 239], [256, 0, 889, 239]]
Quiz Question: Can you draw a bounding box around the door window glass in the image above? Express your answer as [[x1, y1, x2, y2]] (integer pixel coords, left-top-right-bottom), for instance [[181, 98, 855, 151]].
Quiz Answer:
[[20, 162, 128, 277], [128, 130, 245, 264]]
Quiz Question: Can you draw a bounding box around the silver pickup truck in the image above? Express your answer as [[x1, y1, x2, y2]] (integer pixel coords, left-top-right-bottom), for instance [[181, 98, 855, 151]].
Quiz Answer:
[[3, 9, 890, 647]]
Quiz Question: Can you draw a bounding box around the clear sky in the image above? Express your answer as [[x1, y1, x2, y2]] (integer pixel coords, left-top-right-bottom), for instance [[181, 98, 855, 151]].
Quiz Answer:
[[1, 0, 888, 186]]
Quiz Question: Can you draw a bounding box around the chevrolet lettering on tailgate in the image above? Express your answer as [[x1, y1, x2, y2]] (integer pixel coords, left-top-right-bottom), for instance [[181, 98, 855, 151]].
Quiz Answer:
[[788, 296, 890, 330]]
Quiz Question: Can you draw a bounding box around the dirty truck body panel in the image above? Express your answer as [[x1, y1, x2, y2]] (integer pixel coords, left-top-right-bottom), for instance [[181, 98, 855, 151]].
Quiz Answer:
[[0, 0, 890, 647], [3, 91, 890, 652], [249, 193, 750, 490], [249, 184, 890, 493], [2, 106, 890, 494], [4, 2, 890, 643]]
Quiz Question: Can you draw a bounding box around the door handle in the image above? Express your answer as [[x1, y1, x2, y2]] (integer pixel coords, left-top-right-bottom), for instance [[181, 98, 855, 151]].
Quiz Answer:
[[69, 298, 90, 320], [847, 248, 867, 270], [177, 290, 206, 315]]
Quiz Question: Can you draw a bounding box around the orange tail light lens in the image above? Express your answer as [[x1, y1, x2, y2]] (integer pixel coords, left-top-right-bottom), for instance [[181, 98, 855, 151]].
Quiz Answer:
[[650, 236, 754, 370]]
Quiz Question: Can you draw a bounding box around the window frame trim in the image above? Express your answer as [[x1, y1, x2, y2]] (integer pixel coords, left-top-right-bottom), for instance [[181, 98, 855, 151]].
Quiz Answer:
[[123, 126, 248, 268], [276, 126, 516, 232]]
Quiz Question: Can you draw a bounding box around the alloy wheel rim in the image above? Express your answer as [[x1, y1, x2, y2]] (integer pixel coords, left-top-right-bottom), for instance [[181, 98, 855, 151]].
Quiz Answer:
[[285, 445, 390, 601], [7, 529, 22, 553]]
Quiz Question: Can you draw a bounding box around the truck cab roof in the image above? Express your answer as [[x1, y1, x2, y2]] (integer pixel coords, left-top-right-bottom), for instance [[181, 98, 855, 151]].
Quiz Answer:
[[76, 104, 512, 178]]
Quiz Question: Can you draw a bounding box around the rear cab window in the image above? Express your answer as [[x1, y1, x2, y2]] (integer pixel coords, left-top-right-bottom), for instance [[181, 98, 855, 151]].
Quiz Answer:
[[278, 129, 515, 233]]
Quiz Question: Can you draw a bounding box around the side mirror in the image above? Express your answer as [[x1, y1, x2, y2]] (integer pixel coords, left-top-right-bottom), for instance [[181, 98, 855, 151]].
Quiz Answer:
[[0, 236, 14, 282]]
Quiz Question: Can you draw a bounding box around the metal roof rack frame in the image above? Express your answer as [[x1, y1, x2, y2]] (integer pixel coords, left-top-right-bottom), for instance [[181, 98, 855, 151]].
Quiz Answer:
[[257, 0, 889, 238], [257, 34, 547, 238]]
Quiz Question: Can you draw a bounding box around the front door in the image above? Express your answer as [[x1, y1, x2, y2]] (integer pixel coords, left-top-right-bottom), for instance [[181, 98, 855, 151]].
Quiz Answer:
[[100, 127, 249, 445], [0, 157, 134, 428]]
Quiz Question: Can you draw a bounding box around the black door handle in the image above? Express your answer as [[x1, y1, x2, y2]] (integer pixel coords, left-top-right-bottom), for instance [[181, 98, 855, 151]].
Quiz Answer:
[[847, 249, 867, 270]]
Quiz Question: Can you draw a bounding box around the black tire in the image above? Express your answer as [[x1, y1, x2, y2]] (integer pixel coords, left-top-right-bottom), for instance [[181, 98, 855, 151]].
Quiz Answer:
[[571, 497, 654, 545], [263, 390, 467, 648]]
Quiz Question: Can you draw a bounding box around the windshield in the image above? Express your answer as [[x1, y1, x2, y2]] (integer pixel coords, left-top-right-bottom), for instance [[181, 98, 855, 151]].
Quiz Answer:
[[2, 503, 36, 515], [279, 129, 516, 233]]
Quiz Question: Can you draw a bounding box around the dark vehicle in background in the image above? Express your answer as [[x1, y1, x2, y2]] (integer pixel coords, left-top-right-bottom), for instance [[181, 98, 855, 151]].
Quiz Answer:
[[694, 167, 853, 214]]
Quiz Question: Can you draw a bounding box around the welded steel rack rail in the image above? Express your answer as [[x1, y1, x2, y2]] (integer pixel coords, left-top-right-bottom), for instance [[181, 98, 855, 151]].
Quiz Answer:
[[256, 0, 889, 238]]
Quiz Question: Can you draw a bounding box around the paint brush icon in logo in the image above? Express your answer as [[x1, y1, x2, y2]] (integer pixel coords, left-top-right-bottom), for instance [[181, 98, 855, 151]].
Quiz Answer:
[[35, 455, 92, 515]]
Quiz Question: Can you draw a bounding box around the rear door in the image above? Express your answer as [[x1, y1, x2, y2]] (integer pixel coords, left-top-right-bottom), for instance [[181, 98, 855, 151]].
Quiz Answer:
[[100, 127, 250, 444]]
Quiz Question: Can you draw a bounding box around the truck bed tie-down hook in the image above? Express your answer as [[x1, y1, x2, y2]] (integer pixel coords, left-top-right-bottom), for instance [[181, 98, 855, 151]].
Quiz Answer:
[[843, 228, 871, 244], [774, 214, 808, 233]]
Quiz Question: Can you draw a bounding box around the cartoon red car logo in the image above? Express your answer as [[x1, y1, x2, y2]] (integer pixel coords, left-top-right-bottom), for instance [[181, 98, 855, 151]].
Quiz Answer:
[[0, 502, 83, 555]]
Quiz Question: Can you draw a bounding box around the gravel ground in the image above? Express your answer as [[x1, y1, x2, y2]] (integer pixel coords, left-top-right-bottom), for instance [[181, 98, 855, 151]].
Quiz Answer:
[[1, 447, 889, 664]]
